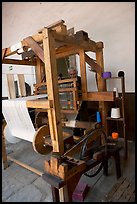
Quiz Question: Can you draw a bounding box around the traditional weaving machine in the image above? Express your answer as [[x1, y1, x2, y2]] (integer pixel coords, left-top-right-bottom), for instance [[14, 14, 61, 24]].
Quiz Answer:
[[2, 20, 122, 202]]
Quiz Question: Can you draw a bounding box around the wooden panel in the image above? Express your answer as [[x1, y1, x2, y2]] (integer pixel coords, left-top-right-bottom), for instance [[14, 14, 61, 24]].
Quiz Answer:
[[42, 28, 64, 154], [7, 74, 16, 99], [17, 74, 26, 97]]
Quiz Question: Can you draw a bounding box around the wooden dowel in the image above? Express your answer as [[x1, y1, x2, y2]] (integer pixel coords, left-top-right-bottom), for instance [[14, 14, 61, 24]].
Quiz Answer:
[[7, 156, 43, 176]]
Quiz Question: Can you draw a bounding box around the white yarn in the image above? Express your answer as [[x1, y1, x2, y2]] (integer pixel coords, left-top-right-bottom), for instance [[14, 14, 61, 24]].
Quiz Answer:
[[2, 94, 47, 142]]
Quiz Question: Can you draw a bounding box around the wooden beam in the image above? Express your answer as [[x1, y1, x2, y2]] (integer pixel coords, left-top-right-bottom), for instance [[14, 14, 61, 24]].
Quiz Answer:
[[54, 32, 97, 52], [85, 54, 102, 76], [79, 49, 87, 95], [95, 44, 107, 132], [6, 74, 16, 99], [38, 20, 65, 33], [26, 99, 53, 109], [42, 28, 64, 154], [2, 120, 8, 169], [7, 156, 43, 176], [2, 58, 36, 66], [82, 92, 115, 101], [17, 74, 26, 97], [24, 37, 44, 62], [56, 47, 79, 59], [35, 57, 43, 83], [2, 33, 43, 58], [2, 48, 7, 60]]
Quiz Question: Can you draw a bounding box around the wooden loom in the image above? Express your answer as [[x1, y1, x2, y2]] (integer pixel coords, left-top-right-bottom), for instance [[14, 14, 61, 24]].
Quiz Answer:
[[2, 20, 118, 201]]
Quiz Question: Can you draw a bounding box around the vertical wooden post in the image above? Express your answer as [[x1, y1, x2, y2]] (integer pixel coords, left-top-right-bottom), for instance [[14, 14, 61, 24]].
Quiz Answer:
[[121, 76, 127, 159], [42, 28, 64, 154], [79, 49, 87, 97], [2, 120, 8, 169], [7, 74, 16, 99], [35, 57, 45, 83], [35, 57, 42, 84], [95, 42, 107, 133], [18, 74, 26, 96]]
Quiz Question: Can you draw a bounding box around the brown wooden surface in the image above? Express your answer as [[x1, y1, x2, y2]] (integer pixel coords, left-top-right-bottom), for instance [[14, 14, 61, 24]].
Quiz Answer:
[[85, 54, 102, 76], [104, 176, 135, 202], [2, 120, 8, 169], [35, 57, 43, 84], [42, 28, 64, 154], [54, 32, 97, 52], [7, 156, 43, 176], [2, 48, 7, 60], [2, 58, 36, 66], [79, 49, 87, 95], [17, 74, 26, 97], [24, 36, 44, 62], [95, 45, 107, 134], [82, 91, 115, 101], [26, 99, 52, 109], [7, 74, 16, 99]]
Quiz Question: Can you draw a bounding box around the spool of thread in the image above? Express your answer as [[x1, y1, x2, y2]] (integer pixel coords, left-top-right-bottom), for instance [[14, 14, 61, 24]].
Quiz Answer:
[[113, 87, 119, 98], [111, 108, 120, 118], [102, 72, 112, 79], [96, 111, 101, 122], [112, 132, 119, 139]]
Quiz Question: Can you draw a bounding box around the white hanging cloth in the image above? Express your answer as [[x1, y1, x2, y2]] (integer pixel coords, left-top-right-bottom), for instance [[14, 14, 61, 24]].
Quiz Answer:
[[2, 94, 47, 142]]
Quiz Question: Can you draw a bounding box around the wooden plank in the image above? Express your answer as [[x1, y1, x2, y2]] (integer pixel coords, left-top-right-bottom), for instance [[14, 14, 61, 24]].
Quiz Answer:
[[85, 54, 102, 76], [54, 32, 97, 52], [38, 20, 65, 33], [7, 74, 16, 99], [7, 156, 43, 176], [2, 120, 8, 169], [61, 109, 78, 114], [56, 47, 79, 59], [79, 49, 87, 95], [95, 44, 107, 132], [42, 28, 64, 154], [95, 43, 106, 91], [67, 27, 77, 69], [2, 33, 43, 58], [24, 36, 44, 62], [2, 58, 36, 66], [112, 178, 132, 202], [33, 78, 77, 88], [35, 57, 43, 83], [119, 182, 135, 201], [17, 74, 26, 97], [26, 99, 53, 109], [104, 177, 126, 202], [82, 91, 115, 101]]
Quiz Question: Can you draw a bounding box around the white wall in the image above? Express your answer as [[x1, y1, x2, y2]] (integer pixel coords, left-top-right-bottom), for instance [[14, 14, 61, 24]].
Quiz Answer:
[[2, 2, 135, 96]]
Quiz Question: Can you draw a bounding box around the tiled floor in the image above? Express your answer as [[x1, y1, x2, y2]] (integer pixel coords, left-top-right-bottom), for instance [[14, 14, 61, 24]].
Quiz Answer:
[[2, 139, 135, 202]]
